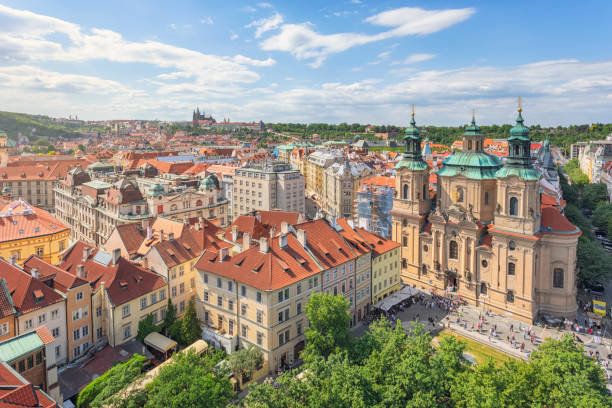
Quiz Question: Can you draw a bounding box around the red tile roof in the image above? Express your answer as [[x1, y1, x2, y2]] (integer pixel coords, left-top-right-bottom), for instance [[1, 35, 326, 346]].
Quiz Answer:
[[59, 242, 166, 306], [22, 256, 89, 292], [0, 361, 57, 407], [353, 226, 399, 256], [224, 215, 269, 242], [294, 219, 358, 268], [195, 233, 322, 291], [35, 326, 55, 345], [113, 223, 147, 258], [361, 176, 395, 188], [0, 258, 64, 314], [0, 200, 68, 242], [541, 206, 581, 236], [257, 211, 301, 232], [0, 279, 15, 320]]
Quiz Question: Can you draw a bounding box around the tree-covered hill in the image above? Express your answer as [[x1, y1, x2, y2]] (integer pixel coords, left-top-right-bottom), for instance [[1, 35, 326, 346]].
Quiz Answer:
[[0, 111, 108, 140]]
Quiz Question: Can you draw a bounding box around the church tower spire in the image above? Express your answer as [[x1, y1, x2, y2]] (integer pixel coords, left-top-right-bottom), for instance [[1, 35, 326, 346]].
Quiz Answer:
[[396, 105, 427, 171]]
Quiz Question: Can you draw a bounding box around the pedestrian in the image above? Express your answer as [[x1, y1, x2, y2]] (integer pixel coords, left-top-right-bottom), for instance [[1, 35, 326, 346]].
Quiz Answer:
[[510, 323, 513, 333]]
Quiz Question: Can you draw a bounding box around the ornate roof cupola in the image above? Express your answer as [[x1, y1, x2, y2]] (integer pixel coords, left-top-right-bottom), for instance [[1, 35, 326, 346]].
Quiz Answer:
[[495, 99, 540, 180], [462, 109, 485, 153], [395, 106, 428, 171]]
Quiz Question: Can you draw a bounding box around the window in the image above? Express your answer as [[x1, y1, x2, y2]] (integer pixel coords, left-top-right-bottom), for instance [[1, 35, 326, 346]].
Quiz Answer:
[[18, 360, 24, 373], [509, 197, 518, 216], [257, 310, 263, 324], [508, 262, 516, 276], [553, 268, 564, 288], [484, 191, 490, 206], [456, 186, 464, 203], [82, 325, 89, 337], [449, 241, 458, 259], [123, 325, 131, 339], [160, 289, 166, 301], [278, 288, 289, 303], [172, 286, 177, 297], [35, 352, 42, 365], [73, 329, 81, 341], [423, 183, 427, 200], [38, 314, 46, 324], [228, 281, 233, 292], [203, 273, 208, 284], [217, 278, 222, 288], [36, 247, 43, 256], [74, 346, 81, 358], [52, 327, 59, 337], [278, 309, 289, 323], [97, 327, 103, 339], [228, 320, 234, 335], [480, 282, 487, 295], [51, 309, 59, 320], [96, 306, 102, 317], [140, 297, 148, 310], [481, 259, 488, 268], [508, 241, 516, 251], [228, 299, 234, 311], [25, 319, 33, 329], [241, 324, 248, 337], [122, 305, 130, 318], [76, 291, 84, 301], [506, 290, 514, 303], [151, 292, 157, 304], [403, 184, 408, 199], [297, 322, 303, 336], [180, 283, 185, 294], [241, 303, 247, 316], [296, 302, 302, 315], [257, 331, 263, 346], [0, 323, 7, 336], [296, 283, 302, 295], [180, 301, 185, 312], [217, 296, 223, 307], [402, 236, 408, 246], [241, 285, 246, 297], [256, 292, 262, 303], [204, 291, 209, 302]]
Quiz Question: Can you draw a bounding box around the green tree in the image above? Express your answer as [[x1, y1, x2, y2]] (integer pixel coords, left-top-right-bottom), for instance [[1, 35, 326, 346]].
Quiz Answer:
[[577, 237, 612, 286], [303, 293, 351, 361], [228, 346, 264, 387], [181, 298, 201, 345], [164, 298, 177, 333], [77, 354, 147, 408], [144, 349, 233, 408], [136, 313, 161, 341], [77, 143, 86, 153], [581, 183, 609, 210], [592, 202, 612, 235]]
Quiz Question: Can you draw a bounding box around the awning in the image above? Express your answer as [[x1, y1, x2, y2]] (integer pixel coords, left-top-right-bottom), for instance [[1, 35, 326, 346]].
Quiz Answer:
[[374, 286, 421, 312], [144, 332, 178, 353]]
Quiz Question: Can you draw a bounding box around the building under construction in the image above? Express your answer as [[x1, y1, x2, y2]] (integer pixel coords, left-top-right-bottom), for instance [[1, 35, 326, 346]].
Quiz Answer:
[[355, 177, 395, 239]]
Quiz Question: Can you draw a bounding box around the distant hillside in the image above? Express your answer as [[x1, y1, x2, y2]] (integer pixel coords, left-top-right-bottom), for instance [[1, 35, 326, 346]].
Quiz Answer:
[[0, 111, 92, 140]]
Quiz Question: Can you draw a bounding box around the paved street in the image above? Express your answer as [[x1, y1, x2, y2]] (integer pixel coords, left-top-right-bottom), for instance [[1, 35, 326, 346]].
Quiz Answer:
[[353, 290, 612, 390]]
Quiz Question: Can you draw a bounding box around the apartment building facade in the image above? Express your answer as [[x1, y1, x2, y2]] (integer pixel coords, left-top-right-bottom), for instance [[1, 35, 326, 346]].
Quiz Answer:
[[232, 162, 305, 218]]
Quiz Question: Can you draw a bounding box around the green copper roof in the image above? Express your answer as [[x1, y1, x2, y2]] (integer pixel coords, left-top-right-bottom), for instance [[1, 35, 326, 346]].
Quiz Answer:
[[148, 183, 165, 196], [437, 152, 503, 180], [200, 175, 217, 191], [395, 158, 429, 171], [0, 332, 44, 363], [463, 116, 483, 137], [509, 111, 530, 141], [494, 166, 541, 181], [403, 114, 420, 140]]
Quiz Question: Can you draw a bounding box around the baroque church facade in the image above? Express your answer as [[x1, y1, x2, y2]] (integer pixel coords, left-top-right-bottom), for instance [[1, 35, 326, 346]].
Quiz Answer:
[[392, 108, 580, 323]]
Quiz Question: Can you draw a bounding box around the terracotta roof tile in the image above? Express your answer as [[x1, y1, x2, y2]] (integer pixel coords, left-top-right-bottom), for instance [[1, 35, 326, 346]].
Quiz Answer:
[[541, 206, 581, 236], [294, 219, 357, 268], [0, 200, 68, 242], [35, 326, 55, 345], [0, 279, 15, 320]]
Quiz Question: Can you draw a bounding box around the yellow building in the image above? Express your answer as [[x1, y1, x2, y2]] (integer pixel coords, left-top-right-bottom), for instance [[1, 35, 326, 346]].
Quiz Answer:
[[305, 150, 342, 198], [355, 228, 401, 302], [0, 199, 69, 266]]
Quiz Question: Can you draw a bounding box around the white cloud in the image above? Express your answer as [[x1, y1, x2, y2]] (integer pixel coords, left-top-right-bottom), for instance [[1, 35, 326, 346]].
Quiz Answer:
[[200, 17, 214, 25], [246, 12, 284, 38], [377, 51, 391, 59], [260, 6, 474, 66], [351, 0, 362, 4], [403, 53, 436, 64], [257, 2, 273, 8], [230, 31, 239, 40]]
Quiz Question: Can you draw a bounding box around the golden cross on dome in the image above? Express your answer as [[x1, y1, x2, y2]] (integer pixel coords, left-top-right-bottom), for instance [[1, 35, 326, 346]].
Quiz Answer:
[[518, 96, 523, 113], [411, 104, 415, 117]]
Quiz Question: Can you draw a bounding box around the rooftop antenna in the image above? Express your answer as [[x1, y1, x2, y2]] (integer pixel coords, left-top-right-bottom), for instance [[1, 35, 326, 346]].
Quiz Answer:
[[517, 96, 523, 113]]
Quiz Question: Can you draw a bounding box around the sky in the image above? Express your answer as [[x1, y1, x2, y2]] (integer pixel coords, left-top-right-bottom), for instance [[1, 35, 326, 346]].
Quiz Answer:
[[0, 0, 611, 126]]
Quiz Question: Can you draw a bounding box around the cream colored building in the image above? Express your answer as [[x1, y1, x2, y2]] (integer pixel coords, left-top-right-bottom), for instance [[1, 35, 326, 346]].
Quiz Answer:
[[304, 150, 343, 199], [232, 162, 305, 218], [392, 110, 580, 323], [195, 231, 322, 372], [323, 158, 373, 219]]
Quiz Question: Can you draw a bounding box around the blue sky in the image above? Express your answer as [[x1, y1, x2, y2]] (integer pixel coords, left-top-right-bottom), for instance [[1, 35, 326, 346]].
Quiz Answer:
[[0, 1, 611, 125]]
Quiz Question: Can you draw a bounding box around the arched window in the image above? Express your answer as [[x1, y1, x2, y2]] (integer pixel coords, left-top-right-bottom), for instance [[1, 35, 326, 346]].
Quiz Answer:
[[480, 282, 487, 295], [422, 264, 427, 276], [423, 183, 427, 200], [196, 199, 202, 207], [514, 145, 519, 156], [403, 184, 409, 200], [508, 262, 515, 275], [457, 187, 464, 203], [553, 268, 564, 288], [170, 204, 177, 211], [402, 259, 407, 268], [449, 240, 458, 259], [468, 140, 473, 150], [509, 197, 518, 216], [506, 290, 514, 303]]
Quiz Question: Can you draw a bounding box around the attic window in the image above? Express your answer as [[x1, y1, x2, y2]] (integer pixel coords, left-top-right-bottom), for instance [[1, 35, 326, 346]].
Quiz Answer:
[[253, 262, 264, 273], [33, 290, 44, 302], [119, 281, 128, 289], [183, 243, 191, 251], [18, 229, 24, 234], [166, 248, 175, 257], [50, 225, 56, 229], [295, 256, 306, 265], [377, 240, 383, 245], [12, 221, 17, 225], [209, 255, 217, 263], [318, 243, 329, 256], [35, 227, 40, 233], [135, 275, 143, 283], [234, 258, 245, 267], [277, 260, 290, 271]]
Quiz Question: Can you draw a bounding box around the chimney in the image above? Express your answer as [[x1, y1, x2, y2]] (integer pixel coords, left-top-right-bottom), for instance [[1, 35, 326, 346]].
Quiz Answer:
[[219, 247, 228, 262], [159, 229, 164, 241], [231, 225, 238, 241], [269, 226, 276, 238], [280, 234, 288, 249], [168, 232, 175, 241], [143, 257, 149, 270], [141, 218, 150, 231], [76, 264, 86, 279], [281, 221, 289, 234], [195, 223, 201, 231], [112, 248, 121, 265], [146, 226, 152, 240], [31, 268, 39, 280], [243, 232, 251, 250], [260, 237, 269, 254], [82, 247, 90, 262], [9, 256, 15, 266], [297, 229, 307, 248]]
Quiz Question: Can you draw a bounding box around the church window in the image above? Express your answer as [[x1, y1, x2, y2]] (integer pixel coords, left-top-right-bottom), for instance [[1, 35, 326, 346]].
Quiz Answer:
[[421, 264, 427, 275], [553, 268, 564, 288], [423, 184, 427, 200], [402, 236, 408, 247], [196, 199, 202, 207], [508, 241, 516, 250], [449, 241, 458, 259], [403, 184, 409, 200], [514, 145, 519, 156], [509, 197, 518, 216], [401, 259, 407, 268], [423, 245, 428, 252], [481, 259, 488, 268], [402, 219, 408, 227], [484, 191, 490, 206], [506, 290, 514, 303], [508, 262, 516, 275], [468, 140, 473, 150], [480, 282, 487, 295], [457, 187, 464, 203]]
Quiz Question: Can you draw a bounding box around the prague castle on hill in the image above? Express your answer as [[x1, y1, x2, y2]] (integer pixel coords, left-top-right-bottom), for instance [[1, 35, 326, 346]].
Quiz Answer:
[[392, 107, 581, 323]]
